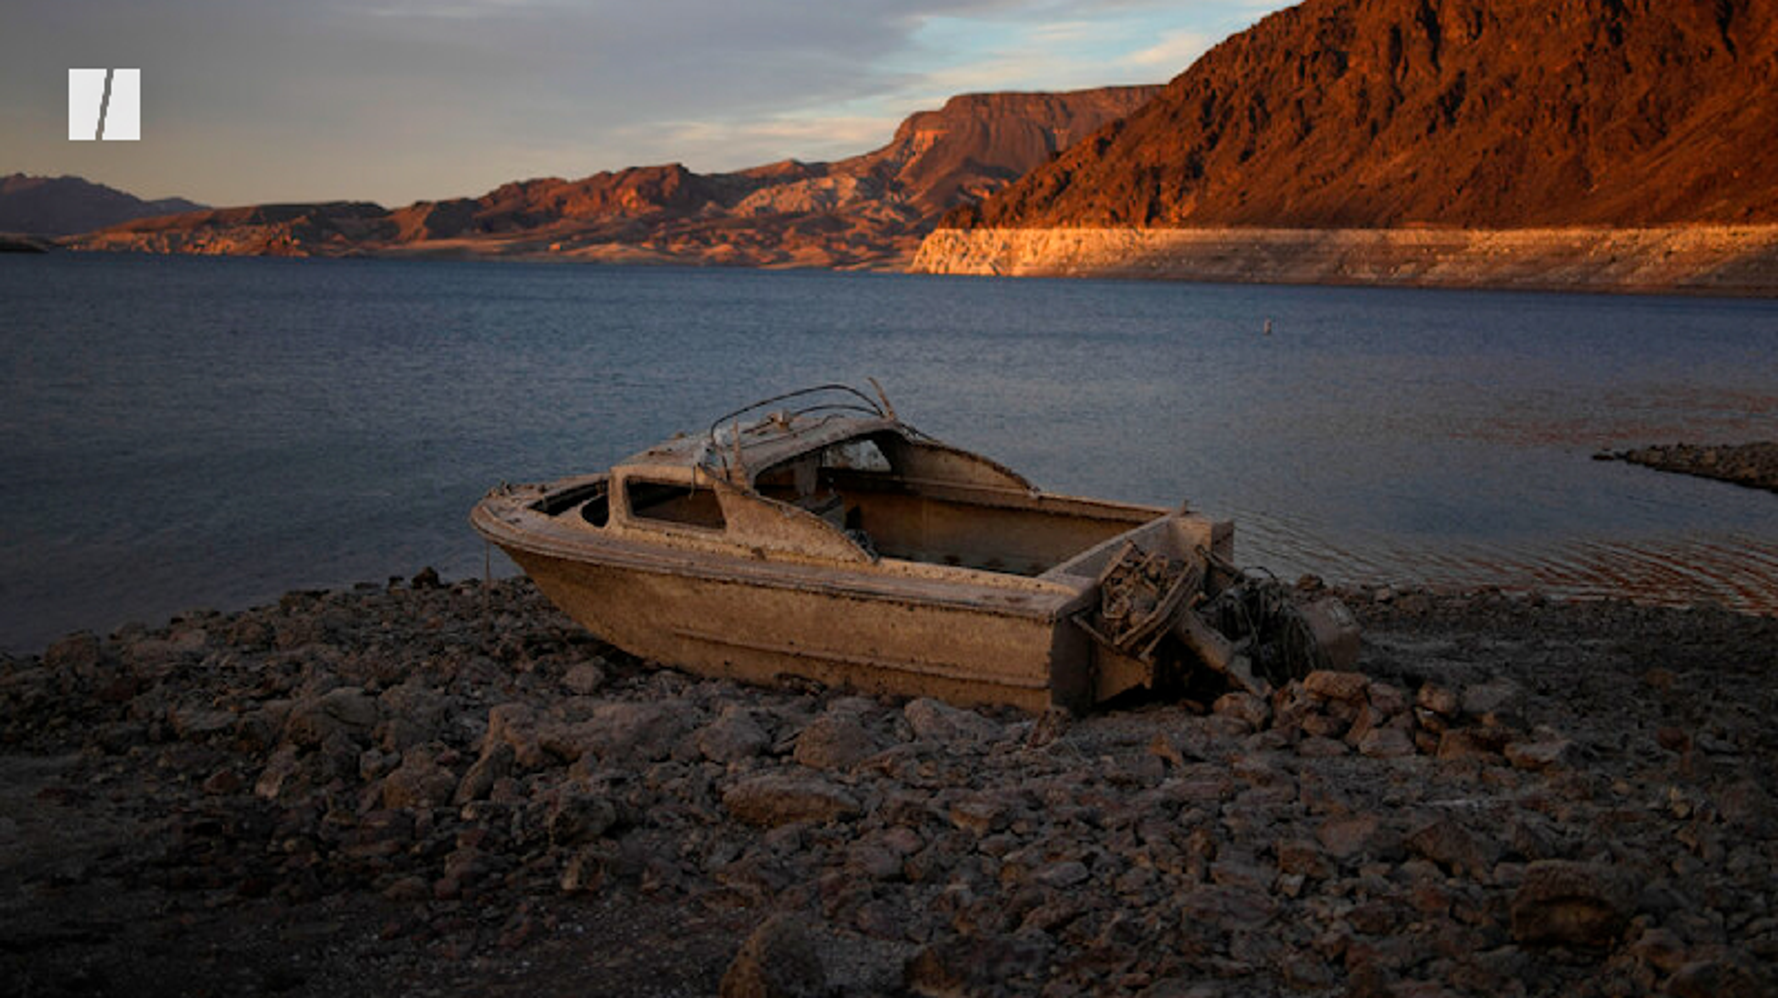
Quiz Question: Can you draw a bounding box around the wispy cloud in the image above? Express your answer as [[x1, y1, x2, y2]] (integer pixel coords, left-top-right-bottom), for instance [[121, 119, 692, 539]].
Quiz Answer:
[[612, 114, 909, 170], [1, 0, 1292, 205], [1124, 28, 1216, 70]]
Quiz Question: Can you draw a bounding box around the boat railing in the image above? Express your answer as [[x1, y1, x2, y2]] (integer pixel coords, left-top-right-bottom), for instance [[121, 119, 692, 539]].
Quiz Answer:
[[703, 382, 897, 477]]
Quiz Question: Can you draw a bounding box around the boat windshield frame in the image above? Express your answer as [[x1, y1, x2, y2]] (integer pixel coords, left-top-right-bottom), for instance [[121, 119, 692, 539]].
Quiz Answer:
[[701, 383, 898, 481]]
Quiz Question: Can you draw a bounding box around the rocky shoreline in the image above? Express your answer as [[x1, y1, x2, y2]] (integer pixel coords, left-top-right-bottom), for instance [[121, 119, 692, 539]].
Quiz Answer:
[[3, 575, 1775, 997], [1594, 443, 1778, 494]]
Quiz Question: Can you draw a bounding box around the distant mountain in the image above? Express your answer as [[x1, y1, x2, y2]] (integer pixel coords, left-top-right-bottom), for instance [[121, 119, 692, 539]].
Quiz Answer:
[[0, 174, 205, 236], [71, 86, 1160, 268], [945, 0, 1778, 230]]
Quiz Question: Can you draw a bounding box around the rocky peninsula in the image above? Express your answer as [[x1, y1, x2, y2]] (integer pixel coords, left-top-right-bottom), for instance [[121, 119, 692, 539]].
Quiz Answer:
[[1595, 442, 1778, 493], [3, 573, 1774, 997]]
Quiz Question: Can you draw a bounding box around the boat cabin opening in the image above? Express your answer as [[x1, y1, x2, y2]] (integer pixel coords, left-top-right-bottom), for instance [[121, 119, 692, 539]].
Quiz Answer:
[[626, 478, 726, 530], [748, 430, 1158, 578]]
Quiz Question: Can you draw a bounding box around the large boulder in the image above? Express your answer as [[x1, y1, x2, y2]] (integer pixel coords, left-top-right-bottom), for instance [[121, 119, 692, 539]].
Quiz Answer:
[[720, 915, 826, 998], [1509, 860, 1634, 948]]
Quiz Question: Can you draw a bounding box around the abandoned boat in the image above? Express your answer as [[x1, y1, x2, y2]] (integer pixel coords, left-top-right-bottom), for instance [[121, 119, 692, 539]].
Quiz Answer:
[[472, 384, 1356, 712]]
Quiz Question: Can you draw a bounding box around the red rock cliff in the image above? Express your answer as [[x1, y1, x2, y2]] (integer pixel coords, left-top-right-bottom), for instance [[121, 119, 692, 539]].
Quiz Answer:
[[949, 0, 1778, 230]]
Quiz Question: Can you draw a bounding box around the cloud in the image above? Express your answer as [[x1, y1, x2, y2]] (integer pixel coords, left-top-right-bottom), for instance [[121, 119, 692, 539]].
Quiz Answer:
[[1124, 29, 1216, 70], [608, 113, 909, 172], [0, 0, 1291, 205]]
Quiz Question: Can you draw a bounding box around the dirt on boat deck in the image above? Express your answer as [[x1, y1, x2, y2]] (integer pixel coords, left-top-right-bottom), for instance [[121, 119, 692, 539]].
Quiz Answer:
[[1595, 441, 1778, 493], [2, 575, 1775, 998]]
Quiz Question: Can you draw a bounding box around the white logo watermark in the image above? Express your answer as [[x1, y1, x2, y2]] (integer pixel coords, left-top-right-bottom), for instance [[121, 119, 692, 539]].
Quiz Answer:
[[69, 68, 140, 141]]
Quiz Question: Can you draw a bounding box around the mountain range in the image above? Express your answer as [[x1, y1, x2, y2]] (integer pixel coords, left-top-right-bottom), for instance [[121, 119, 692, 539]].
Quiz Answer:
[[0, 174, 204, 237], [63, 87, 1159, 269]]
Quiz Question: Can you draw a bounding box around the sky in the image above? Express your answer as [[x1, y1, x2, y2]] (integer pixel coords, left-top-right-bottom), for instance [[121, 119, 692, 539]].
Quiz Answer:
[[1, 0, 1290, 208]]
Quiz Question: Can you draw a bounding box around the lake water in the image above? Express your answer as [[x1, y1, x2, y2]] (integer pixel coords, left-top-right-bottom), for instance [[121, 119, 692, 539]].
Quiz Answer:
[[3, 253, 1775, 653]]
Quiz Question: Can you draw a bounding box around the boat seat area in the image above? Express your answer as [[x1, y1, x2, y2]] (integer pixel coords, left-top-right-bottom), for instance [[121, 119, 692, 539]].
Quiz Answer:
[[794, 490, 846, 529]]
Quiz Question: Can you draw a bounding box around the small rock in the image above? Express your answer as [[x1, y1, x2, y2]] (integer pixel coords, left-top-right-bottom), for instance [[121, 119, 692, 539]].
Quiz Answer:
[[1460, 678, 1521, 719], [1656, 726, 1692, 753], [454, 742, 515, 805], [850, 899, 906, 942], [697, 706, 771, 764], [723, 774, 861, 828], [1149, 733, 1190, 767], [201, 768, 243, 795], [381, 747, 458, 809], [284, 687, 378, 749], [560, 845, 607, 894], [376, 683, 451, 753], [1301, 713, 1349, 740], [793, 712, 887, 771], [1212, 692, 1271, 730], [1505, 733, 1573, 771], [844, 841, 904, 881], [1367, 682, 1409, 717], [1666, 955, 1766, 998], [720, 915, 826, 998], [548, 792, 618, 846], [1275, 839, 1332, 880], [382, 876, 430, 902], [1025, 707, 1070, 748], [1317, 814, 1383, 860], [1415, 684, 1461, 717], [171, 706, 236, 741], [1436, 729, 1502, 761], [1304, 670, 1370, 703], [1406, 816, 1498, 879], [1294, 732, 1344, 754], [1343, 702, 1378, 747], [904, 698, 999, 743], [254, 745, 305, 801], [44, 631, 106, 676], [1280, 953, 1335, 991], [905, 935, 1053, 997], [360, 747, 398, 781], [485, 702, 545, 768], [948, 798, 1005, 837], [556, 701, 688, 763], [563, 661, 607, 695], [1357, 727, 1417, 758], [1035, 860, 1090, 889], [1627, 925, 1688, 974]]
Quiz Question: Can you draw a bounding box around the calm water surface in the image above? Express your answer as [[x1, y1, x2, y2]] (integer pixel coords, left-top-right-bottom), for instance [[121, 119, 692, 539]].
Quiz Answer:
[[3, 253, 1775, 652]]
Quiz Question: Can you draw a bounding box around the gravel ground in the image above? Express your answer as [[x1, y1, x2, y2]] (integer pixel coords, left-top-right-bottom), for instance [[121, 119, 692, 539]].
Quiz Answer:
[[3, 574, 1775, 998]]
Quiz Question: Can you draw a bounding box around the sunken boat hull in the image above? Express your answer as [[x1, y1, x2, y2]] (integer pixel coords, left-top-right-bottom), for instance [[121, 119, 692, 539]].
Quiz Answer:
[[470, 386, 1325, 712], [476, 489, 1229, 710], [499, 543, 1091, 713]]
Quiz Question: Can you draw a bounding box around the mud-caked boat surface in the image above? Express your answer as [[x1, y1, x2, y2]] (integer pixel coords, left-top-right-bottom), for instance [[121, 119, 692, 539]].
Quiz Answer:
[[473, 384, 1355, 711]]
